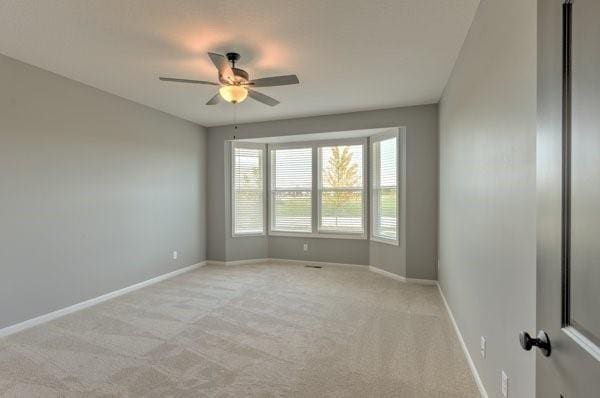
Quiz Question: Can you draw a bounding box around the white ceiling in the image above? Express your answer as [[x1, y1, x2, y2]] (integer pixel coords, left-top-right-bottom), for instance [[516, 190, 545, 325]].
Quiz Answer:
[[0, 0, 478, 127]]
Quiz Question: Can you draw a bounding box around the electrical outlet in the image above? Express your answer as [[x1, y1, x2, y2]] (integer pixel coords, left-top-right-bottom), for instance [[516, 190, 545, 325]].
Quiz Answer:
[[303, 243, 308, 251], [172, 251, 178, 260], [501, 370, 508, 397], [480, 336, 486, 359]]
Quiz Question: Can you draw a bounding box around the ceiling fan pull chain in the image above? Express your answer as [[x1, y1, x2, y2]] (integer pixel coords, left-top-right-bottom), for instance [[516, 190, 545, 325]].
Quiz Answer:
[[233, 105, 238, 130]]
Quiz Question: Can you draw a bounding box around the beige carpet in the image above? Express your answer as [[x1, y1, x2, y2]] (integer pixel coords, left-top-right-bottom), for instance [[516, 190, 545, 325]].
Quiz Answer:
[[0, 262, 479, 397]]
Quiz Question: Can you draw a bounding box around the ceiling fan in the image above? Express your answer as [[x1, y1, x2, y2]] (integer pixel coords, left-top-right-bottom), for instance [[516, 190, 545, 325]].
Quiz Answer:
[[159, 52, 299, 106]]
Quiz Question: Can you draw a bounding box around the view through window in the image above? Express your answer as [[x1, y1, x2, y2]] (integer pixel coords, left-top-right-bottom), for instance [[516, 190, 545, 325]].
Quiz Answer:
[[319, 145, 365, 234]]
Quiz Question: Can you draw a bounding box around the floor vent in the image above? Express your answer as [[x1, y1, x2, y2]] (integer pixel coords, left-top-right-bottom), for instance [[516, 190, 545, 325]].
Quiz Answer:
[[304, 265, 323, 269]]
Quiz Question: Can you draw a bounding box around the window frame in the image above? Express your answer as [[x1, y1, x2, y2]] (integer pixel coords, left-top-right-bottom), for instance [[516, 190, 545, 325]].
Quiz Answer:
[[370, 130, 400, 246], [268, 138, 368, 240], [268, 142, 314, 235], [316, 138, 368, 239], [231, 141, 267, 237]]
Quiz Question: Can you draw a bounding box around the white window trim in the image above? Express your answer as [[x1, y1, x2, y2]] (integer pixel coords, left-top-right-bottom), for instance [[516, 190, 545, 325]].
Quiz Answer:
[[370, 129, 400, 246], [268, 143, 314, 235], [231, 141, 267, 238], [268, 138, 368, 239], [316, 138, 368, 239], [268, 231, 367, 240]]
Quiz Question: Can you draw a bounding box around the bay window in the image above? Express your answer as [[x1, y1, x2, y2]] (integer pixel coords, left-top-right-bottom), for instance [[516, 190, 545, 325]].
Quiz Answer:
[[232, 129, 399, 243]]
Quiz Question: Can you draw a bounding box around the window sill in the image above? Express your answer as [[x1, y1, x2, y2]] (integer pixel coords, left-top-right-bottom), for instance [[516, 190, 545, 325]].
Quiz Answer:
[[231, 233, 266, 238], [269, 231, 368, 240], [370, 236, 399, 246]]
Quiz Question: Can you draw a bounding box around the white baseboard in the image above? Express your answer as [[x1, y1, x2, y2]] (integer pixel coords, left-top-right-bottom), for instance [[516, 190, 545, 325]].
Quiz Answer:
[[0, 261, 206, 338], [406, 277, 438, 285], [206, 258, 272, 266], [369, 266, 407, 281], [437, 283, 488, 398], [210, 259, 435, 284], [368, 266, 438, 285], [2, 255, 482, 398], [209, 259, 441, 283], [225, 258, 271, 266], [270, 258, 366, 268], [207, 257, 367, 268]]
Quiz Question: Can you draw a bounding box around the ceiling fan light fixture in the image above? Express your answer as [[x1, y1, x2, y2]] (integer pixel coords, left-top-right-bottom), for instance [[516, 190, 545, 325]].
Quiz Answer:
[[219, 85, 248, 104], [160, 52, 298, 107]]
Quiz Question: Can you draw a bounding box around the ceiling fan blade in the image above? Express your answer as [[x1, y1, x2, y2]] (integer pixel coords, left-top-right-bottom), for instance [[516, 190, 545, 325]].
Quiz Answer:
[[206, 92, 221, 105], [208, 52, 234, 82], [159, 77, 218, 85], [249, 75, 299, 87], [248, 89, 280, 106]]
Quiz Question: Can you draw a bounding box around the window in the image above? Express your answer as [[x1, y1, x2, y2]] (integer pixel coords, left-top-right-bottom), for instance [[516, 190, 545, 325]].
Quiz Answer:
[[270, 146, 312, 233], [269, 140, 366, 238], [371, 132, 399, 244], [232, 130, 397, 241], [318, 144, 366, 235], [231, 143, 265, 236]]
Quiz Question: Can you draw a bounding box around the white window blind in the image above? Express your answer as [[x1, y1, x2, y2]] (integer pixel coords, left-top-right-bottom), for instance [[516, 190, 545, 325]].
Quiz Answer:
[[232, 144, 265, 235], [270, 147, 312, 232], [318, 144, 365, 234], [371, 134, 398, 243]]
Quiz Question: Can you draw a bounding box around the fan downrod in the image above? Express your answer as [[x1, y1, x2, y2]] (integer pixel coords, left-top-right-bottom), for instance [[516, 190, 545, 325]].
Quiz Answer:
[[226, 52, 241, 67]]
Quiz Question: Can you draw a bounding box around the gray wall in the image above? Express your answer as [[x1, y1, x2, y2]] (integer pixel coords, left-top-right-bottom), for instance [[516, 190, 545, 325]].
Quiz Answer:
[[207, 105, 438, 280], [438, 1, 536, 397], [0, 53, 208, 329], [270, 236, 369, 265]]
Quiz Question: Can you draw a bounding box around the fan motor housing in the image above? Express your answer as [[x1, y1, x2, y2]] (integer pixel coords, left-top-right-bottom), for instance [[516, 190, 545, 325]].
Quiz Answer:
[[218, 52, 249, 84], [219, 68, 249, 85]]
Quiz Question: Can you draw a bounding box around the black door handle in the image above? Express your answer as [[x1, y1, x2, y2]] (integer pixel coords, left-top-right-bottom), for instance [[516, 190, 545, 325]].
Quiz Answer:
[[519, 330, 551, 357]]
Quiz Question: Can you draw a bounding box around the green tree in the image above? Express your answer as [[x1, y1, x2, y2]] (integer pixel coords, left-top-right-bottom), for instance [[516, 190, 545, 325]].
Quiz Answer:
[[324, 146, 359, 216], [325, 146, 358, 188]]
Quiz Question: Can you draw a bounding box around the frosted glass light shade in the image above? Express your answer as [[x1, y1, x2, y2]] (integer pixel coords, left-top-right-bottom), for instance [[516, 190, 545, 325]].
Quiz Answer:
[[219, 85, 248, 104]]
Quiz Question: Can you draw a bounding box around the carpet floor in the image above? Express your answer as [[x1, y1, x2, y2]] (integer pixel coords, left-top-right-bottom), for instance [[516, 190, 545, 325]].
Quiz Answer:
[[0, 262, 479, 397]]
